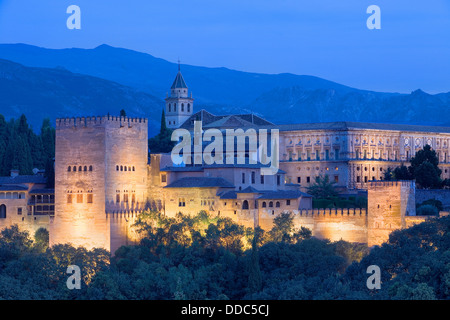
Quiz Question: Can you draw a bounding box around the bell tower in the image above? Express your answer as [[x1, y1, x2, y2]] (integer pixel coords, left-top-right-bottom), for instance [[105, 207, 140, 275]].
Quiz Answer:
[[165, 62, 194, 129]]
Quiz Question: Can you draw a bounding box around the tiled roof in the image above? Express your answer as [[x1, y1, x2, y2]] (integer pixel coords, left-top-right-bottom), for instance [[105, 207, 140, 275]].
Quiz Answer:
[[257, 190, 312, 199], [179, 109, 273, 130], [237, 186, 260, 193], [218, 191, 237, 199], [263, 121, 450, 134], [171, 71, 188, 89], [29, 188, 54, 194], [0, 175, 47, 185], [0, 185, 28, 191], [164, 177, 235, 188]]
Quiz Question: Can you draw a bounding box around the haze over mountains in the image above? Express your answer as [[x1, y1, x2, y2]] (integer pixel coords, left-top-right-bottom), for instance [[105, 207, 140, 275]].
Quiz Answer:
[[0, 43, 449, 136]]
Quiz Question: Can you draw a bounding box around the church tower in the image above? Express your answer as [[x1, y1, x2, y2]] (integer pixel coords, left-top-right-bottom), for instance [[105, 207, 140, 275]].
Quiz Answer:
[[165, 63, 194, 129]]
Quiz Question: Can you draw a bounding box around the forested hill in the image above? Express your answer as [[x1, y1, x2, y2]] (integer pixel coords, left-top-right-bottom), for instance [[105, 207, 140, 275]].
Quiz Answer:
[[0, 43, 449, 132]]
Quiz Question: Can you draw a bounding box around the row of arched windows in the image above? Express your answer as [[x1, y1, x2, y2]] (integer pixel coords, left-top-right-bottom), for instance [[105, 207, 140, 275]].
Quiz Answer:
[[168, 103, 191, 113], [116, 165, 135, 172], [68, 165, 93, 172]]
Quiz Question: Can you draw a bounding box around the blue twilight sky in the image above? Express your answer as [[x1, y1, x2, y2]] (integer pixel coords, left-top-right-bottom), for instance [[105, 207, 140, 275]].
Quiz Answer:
[[0, 0, 449, 93]]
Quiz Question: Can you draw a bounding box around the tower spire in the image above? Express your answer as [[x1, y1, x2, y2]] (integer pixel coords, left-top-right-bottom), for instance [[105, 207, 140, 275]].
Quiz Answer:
[[178, 58, 181, 72]]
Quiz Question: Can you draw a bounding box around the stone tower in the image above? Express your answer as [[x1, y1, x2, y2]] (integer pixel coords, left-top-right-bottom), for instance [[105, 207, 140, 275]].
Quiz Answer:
[[367, 180, 416, 247], [50, 116, 148, 252], [165, 64, 194, 129]]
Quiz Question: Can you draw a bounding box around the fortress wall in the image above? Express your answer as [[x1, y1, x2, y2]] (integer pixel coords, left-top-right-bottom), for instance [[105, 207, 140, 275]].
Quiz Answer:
[[259, 208, 368, 243], [0, 214, 50, 239], [51, 120, 109, 250], [416, 189, 450, 209], [367, 180, 415, 246], [108, 213, 141, 255], [104, 119, 149, 213]]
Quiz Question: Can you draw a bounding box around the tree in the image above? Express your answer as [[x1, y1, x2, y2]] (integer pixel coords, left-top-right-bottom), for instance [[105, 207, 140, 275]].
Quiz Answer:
[[247, 228, 262, 294], [148, 109, 175, 153], [307, 174, 338, 199], [44, 157, 55, 188], [410, 145, 441, 188], [120, 109, 127, 117], [393, 164, 414, 180]]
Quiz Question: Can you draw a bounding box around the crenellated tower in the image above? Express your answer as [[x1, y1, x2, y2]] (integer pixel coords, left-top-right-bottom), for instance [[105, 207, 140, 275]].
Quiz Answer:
[[165, 63, 194, 128]]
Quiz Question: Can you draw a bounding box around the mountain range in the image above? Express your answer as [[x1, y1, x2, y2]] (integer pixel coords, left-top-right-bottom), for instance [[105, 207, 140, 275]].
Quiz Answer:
[[0, 43, 449, 136]]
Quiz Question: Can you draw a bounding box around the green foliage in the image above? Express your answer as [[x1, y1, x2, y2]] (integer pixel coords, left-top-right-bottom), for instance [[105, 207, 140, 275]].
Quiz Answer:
[[417, 199, 443, 212], [393, 164, 414, 180], [0, 114, 55, 177], [416, 204, 439, 216], [390, 145, 442, 189], [148, 109, 175, 153], [306, 174, 338, 199], [313, 196, 367, 209], [34, 228, 49, 252]]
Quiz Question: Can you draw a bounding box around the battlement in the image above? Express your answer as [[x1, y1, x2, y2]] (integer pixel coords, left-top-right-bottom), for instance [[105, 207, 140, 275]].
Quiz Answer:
[[56, 115, 147, 129], [367, 180, 415, 189], [296, 207, 367, 216]]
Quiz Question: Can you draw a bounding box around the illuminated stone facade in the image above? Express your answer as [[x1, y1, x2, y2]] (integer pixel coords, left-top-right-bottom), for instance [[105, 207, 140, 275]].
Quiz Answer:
[[50, 116, 148, 253], [279, 122, 450, 192]]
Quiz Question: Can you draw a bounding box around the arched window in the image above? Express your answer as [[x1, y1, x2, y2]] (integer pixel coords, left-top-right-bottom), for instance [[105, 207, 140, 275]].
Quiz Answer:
[[68, 166, 71, 172], [174, 103, 177, 112], [242, 200, 249, 210], [187, 104, 190, 112], [168, 104, 171, 112], [116, 165, 119, 171], [128, 166, 131, 171], [269, 201, 273, 208], [262, 202, 266, 208], [84, 166, 87, 172], [124, 166, 127, 171], [0, 204, 6, 219], [120, 166, 123, 171], [78, 166, 82, 172], [132, 166, 135, 171], [276, 201, 280, 208], [73, 166, 77, 172], [89, 166, 93, 171]]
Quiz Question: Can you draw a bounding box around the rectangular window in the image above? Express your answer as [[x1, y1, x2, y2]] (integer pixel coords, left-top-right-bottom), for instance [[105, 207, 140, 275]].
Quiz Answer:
[[17, 207, 22, 215], [251, 171, 255, 184], [87, 194, 93, 204], [297, 177, 301, 183], [288, 151, 293, 161], [357, 176, 361, 183], [161, 174, 167, 183], [325, 149, 329, 160], [260, 174, 264, 184], [277, 175, 281, 185], [132, 194, 136, 203], [116, 194, 120, 203], [315, 150, 320, 160], [307, 150, 311, 161], [334, 175, 339, 183], [356, 150, 360, 159], [364, 150, 367, 159], [178, 198, 185, 207], [77, 194, 83, 203], [335, 148, 339, 160], [286, 200, 291, 206], [67, 194, 72, 204], [123, 194, 129, 203], [242, 172, 246, 184], [306, 176, 310, 183]]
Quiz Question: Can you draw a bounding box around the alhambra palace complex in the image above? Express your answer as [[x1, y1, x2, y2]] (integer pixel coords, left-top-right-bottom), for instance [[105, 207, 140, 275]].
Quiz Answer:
[[1, 69, 450, 254]]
